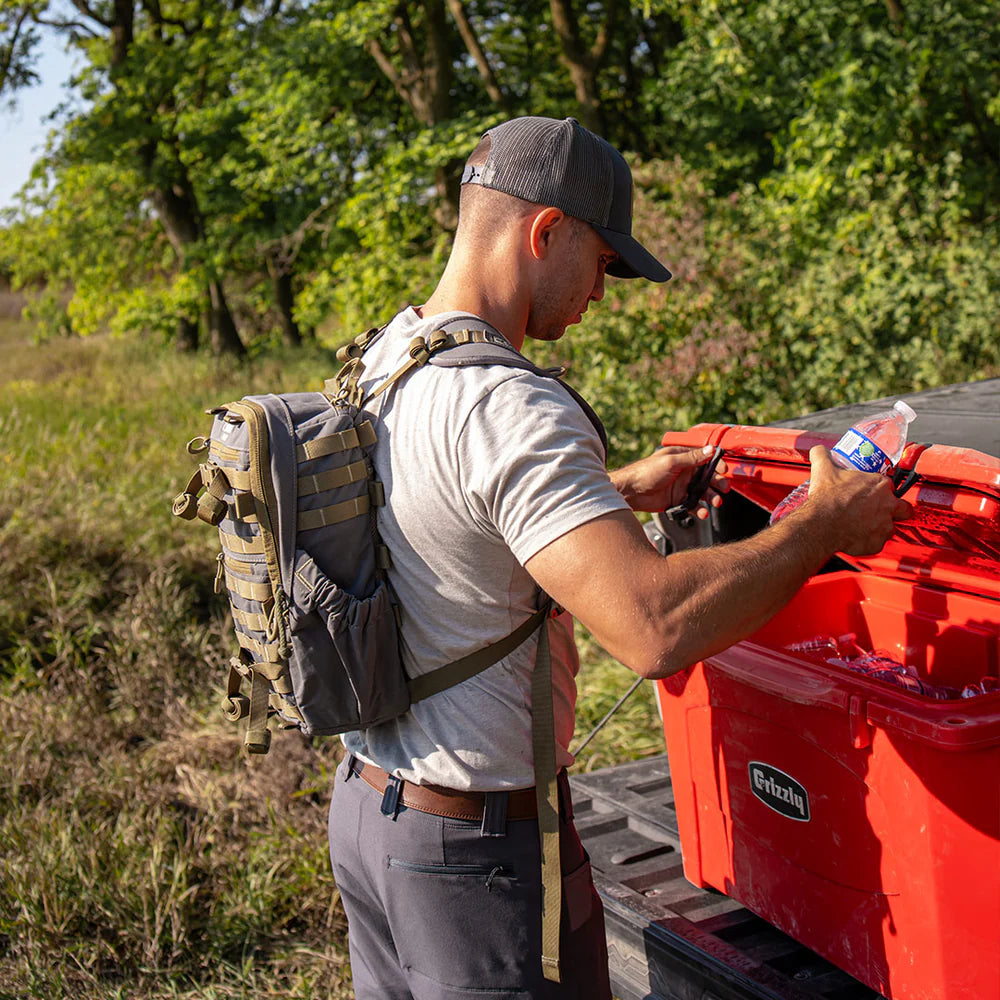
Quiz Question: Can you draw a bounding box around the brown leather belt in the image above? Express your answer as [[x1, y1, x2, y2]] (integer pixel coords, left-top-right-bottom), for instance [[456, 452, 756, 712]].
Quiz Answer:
[[349, 757, 539, 822]]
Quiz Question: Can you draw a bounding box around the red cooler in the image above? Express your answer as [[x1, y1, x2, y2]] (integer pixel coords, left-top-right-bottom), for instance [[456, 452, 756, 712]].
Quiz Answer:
[[655, 423, 1000, 1000]]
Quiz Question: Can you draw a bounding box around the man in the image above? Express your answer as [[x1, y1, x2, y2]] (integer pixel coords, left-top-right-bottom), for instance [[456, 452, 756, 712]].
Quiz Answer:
[[328, 116, 910, 999]]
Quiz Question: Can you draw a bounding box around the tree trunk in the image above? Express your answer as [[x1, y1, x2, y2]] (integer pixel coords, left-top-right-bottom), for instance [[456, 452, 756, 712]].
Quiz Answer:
[[269, 264, 303, 347], [366, 1, 460, 226], [176, 316, 199, 352], [149, 180, 246, 357], [549, 0, 617, 136], [207, 279, 245, 357]]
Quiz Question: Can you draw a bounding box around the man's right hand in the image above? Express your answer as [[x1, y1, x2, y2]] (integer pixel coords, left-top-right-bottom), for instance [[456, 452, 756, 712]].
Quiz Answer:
[[802, 445, 913, 556]]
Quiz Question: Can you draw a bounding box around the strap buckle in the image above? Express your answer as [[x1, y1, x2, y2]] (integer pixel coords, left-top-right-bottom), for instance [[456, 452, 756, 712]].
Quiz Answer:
[[665, 445, 725, 528]]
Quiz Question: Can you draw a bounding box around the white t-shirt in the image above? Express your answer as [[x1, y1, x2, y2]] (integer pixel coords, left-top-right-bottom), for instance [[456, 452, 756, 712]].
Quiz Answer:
[[342, 307, 631, 789]]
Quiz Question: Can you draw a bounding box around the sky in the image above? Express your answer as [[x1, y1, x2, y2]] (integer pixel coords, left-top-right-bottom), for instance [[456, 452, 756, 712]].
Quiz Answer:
[[0, 33, 79, 209]]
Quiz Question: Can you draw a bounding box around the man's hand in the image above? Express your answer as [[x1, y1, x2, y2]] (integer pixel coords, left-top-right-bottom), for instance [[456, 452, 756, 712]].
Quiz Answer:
[[611, 444, 729, 515], [797, 446, 913, 556]]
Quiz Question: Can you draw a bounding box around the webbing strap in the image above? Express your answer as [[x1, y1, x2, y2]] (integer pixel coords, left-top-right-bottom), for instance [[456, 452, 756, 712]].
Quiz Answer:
[[224, 569, 272, 602], [531, 615, 561, 983], [296, 422, 376, 462], [407, 605, 548, 703], [224, 555, 258, 576], [220, 527, 265, 556], [297, 458, 369, 497], [231, 607, 269, 632], [220, 467, 252, 492], [298, 494, 370, 532], [209, 440, 243, 464], [230, 492, 257, 519], [245, 670, 271, 754], [269, 690, 303, 720], [236, 630, 284, 666]]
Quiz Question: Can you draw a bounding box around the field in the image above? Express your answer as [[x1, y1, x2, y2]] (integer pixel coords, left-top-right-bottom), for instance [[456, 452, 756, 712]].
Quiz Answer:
[[0, 303, 664, 999]]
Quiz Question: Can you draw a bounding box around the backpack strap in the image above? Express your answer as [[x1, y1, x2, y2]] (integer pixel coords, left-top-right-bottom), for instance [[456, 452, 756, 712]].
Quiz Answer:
[[427, 317, 609, 458], [407, 603, 549, 704]]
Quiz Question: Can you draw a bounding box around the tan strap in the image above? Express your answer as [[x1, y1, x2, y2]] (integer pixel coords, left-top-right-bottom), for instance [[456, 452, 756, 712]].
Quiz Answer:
[[231, 607, 270, 632], [269, 690, 303, 720], [531, 613, 562, 983], [209, 440, 244, 464], [297, 422, 377, 462], [298, 494, 370, 532], [224, 554, 257, 575], [408, 606, 549, 703], [236, 630, 284, 667], [220, 400, 291, 666], [220, 526, 265, 556], [224, 569, 272, 602], [218, 467, 251, 491], [230, 492, 257, 519], [297, 458, 369, 497], [244, 670, 271, 754]]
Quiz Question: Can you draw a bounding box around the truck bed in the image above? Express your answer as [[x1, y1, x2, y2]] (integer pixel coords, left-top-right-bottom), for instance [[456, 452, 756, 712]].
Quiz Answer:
[[569, 756, 885, 1000]]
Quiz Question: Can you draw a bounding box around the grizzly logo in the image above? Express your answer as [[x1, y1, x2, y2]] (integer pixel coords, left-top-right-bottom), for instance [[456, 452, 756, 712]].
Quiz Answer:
[[748, 762, 810, 822]]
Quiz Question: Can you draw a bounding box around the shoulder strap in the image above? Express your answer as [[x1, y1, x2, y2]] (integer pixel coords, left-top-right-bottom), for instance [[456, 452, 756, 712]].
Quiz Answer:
[[428, 317, 609, 457]]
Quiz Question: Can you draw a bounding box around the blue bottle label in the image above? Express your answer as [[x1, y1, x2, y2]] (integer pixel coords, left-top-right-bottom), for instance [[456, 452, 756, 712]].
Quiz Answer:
[[832, 430, 890, 473]]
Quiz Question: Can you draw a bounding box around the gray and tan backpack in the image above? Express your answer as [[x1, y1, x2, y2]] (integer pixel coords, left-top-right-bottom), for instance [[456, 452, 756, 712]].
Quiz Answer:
[[172, 317, 605, 754]]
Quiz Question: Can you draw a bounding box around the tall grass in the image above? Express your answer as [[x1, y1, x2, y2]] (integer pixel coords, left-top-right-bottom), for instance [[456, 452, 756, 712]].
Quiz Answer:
[[0, 314, 664, 999]]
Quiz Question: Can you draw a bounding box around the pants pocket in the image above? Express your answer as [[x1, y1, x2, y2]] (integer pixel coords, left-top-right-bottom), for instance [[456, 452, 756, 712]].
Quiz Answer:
[[383, 852, 535, 991]]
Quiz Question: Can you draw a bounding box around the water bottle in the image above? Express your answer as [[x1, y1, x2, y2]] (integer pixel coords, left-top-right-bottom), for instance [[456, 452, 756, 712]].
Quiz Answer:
[[769, 400, 917, 524]]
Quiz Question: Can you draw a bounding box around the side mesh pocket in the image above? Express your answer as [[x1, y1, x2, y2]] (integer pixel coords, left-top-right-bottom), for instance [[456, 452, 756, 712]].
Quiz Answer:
[[288, 549, 410, 733]]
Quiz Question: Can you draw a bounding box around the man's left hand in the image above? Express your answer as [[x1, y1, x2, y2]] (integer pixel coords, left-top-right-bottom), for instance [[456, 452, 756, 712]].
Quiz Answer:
[[610, 444, 729, 515]]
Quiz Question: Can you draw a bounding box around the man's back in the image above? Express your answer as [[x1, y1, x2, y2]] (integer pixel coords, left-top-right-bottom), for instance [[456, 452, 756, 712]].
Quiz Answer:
[[340, 306, 630, 790]]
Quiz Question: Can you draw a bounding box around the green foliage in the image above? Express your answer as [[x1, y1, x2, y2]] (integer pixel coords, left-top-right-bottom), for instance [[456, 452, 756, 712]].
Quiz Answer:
[[4, 0, 1000, 400]]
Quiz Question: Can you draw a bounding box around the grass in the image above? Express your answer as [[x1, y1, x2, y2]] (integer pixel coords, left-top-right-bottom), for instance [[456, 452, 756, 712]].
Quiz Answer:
[[0, 311, 665, 998]]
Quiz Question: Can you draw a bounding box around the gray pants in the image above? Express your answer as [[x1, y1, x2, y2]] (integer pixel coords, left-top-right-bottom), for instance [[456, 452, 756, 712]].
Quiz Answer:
[[328, 757, 612, 999]]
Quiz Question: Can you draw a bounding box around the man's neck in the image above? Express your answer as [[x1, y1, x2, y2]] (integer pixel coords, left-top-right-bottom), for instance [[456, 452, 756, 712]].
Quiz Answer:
[[421, 269, 529, 351]]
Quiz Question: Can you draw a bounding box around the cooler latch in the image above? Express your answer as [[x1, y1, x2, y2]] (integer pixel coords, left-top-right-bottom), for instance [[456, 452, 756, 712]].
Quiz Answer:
[[891, 442, 927, 499], [665, 446, 725, 529], [849, 694, 873, 749]]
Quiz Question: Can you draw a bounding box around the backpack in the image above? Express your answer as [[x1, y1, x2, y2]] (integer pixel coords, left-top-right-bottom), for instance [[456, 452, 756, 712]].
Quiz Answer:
[[172, 317, 606, 754]]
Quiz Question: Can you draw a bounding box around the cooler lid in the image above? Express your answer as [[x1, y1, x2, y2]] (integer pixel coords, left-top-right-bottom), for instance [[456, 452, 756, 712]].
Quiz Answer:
[[660, 423, 1000, 600]]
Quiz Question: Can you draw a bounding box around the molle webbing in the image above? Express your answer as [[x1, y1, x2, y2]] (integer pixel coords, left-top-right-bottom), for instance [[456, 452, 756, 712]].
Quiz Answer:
[[298, 495, 370, 532], [224, 569, 272, 602], [220, 526, 265, 556], [296, 422, 376, 462], [298, 458, 369, 497]]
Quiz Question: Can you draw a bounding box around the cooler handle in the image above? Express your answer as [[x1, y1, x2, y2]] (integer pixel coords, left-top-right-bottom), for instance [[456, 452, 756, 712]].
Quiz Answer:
[[865, 700, 1000, 750]]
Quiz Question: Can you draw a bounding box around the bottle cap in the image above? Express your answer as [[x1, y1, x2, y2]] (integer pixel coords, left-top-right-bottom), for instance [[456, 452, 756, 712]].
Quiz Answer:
[[893, 400, 917, 423]]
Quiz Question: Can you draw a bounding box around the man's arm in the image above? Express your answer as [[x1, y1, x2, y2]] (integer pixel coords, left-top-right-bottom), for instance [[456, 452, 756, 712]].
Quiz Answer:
[[525, 447, 912, 679]]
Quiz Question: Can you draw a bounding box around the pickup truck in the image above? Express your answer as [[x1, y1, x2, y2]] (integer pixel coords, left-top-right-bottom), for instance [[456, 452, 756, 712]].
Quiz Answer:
[[569, 378, 1000, 1000]]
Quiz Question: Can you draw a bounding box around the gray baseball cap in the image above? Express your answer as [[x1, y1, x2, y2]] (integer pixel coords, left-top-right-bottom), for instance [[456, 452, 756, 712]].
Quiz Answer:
[[461, 116, 672, 282]]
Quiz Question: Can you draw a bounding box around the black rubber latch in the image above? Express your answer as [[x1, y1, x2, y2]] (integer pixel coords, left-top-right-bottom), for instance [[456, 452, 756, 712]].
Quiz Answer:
[[665, 445, 725, 529]]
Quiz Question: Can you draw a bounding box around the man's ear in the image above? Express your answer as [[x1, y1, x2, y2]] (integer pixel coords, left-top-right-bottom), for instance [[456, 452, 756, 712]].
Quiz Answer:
[[528, 207, 566, 261]]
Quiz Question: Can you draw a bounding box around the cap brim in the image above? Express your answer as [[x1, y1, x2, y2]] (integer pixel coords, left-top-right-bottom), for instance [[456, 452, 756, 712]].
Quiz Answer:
[[593, 225, 672, 282]]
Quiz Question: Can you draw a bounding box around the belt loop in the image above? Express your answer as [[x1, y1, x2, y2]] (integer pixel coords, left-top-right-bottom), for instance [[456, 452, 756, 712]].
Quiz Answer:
[[481, 791, 509, 838], [381, 774, 404, 819]]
